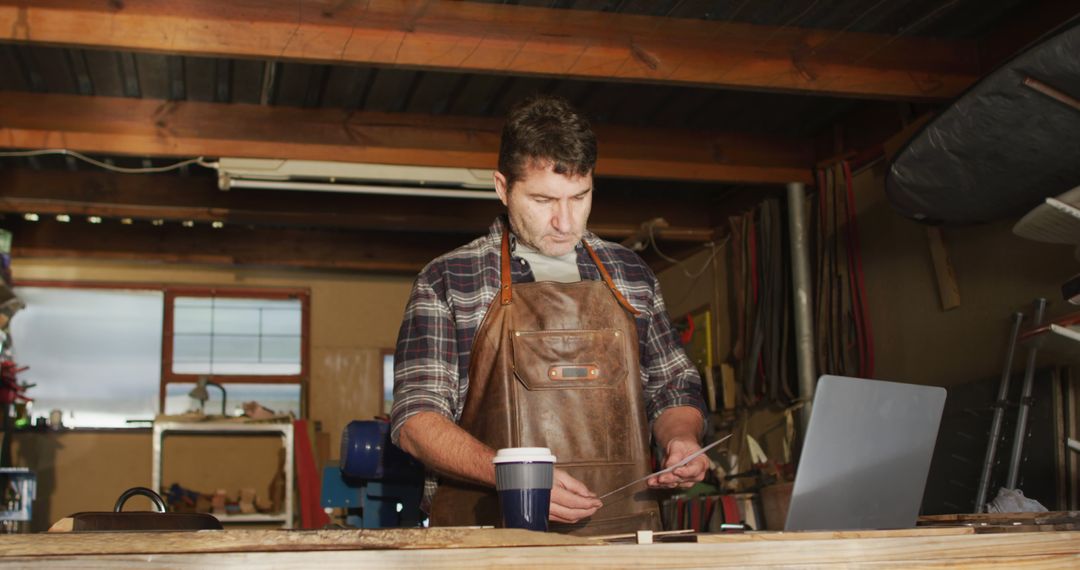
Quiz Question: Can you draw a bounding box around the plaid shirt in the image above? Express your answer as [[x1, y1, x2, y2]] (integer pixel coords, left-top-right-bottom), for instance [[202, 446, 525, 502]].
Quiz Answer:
[[390, 216, 705, 505]]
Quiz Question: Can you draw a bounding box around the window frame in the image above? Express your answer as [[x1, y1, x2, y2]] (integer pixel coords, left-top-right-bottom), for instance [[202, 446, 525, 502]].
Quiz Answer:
[[160, 286, 311, 412], [380, 347, 395, 416], [12, 280, 311, 417]]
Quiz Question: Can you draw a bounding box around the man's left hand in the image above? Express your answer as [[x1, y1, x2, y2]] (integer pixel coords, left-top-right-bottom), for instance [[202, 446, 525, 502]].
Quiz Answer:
[[646, 437, 708, 489]]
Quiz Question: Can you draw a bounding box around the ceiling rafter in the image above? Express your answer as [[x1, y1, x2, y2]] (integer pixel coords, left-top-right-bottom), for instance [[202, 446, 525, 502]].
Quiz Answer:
[[0, 167, 719, 240], [0, 0, 979, 100], [0, 91, 815, 184], [0, 167, 719, 273]]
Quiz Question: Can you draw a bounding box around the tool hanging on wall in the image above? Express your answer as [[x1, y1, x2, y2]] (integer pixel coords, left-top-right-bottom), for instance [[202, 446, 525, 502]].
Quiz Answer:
[[812, 161, 874, 379], [728, 199, 797, 408]]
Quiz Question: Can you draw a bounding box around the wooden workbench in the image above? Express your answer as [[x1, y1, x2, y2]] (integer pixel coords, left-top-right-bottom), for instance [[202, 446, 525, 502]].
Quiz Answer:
[[1, 524, 1078, 568]]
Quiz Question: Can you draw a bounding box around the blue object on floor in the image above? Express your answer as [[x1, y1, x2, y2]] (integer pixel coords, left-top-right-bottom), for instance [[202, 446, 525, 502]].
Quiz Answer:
[[321, 420, 424, 528]]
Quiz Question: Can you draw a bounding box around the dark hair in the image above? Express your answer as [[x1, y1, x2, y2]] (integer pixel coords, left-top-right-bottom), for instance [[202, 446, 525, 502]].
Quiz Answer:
[[497, 95, 597, 189]]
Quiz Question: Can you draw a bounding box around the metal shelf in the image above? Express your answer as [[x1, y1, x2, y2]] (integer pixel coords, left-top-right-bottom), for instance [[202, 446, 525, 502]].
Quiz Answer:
[[1020, 321, 1080, 366], [1014, 190, 1080, 244], [151, 421, 294, 528]]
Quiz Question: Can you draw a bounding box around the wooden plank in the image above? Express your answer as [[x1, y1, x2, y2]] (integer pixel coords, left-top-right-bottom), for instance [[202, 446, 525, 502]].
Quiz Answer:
[[0, 1, 980, 100], [0, 168, 718, 242], [2, 528, 591, 556], [883, 113, 935, 163], [925, 226, 961, 311], [0, 91, 814, 185], [696, 527, 974, 542], [6, 218, 446, 274], [920, 511, 1080, 526], [721, 363, 737, 411], [1, 529, 1078, 568], [5, 551, 1078, 569]]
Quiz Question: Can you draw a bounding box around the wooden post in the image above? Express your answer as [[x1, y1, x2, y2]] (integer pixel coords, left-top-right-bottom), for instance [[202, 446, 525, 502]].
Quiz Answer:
[[925, 227, 961, 311]]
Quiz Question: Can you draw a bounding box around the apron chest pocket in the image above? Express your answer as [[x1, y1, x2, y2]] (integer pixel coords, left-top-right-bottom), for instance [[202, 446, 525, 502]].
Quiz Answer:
[[511, 329, 628, 390]]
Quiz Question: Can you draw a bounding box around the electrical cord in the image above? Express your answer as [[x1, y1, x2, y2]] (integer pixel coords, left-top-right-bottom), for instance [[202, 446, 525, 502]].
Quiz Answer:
[[0, 149, 217, 174], [647, 222, 730, 280]]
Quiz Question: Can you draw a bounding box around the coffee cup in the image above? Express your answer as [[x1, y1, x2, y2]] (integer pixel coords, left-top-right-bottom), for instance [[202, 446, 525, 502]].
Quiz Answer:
[[493, 447, 556, 531]]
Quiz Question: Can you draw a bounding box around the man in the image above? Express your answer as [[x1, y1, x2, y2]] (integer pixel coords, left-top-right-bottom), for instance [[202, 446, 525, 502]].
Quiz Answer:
[[390, 95, 707, 535]]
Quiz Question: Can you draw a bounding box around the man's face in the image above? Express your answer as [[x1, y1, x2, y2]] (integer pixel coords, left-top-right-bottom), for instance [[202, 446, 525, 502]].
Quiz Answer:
[[494, 161, 593, 257]]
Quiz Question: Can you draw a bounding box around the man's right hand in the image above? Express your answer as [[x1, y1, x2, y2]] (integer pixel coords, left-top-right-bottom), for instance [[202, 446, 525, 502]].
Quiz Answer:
[[549, 468, 602, 524]]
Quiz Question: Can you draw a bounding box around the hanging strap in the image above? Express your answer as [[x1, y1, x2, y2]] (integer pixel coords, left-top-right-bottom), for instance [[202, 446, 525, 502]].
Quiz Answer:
[[500, 229, 513, 305], [499, 229, 641, 316], [583, 241, 641, 316]]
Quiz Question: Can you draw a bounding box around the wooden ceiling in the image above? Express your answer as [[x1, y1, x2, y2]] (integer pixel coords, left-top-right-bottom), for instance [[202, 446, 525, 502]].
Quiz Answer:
[[0, 0, 1073, 273]]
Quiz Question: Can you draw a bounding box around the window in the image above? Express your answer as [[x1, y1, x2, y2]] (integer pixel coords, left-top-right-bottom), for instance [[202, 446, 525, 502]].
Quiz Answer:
[[168, 296, 303, 376], [162, 288, 309, 413], [10, 286, 163, 428], [381, 349, 394, 415], [8, 282, 309, 428]]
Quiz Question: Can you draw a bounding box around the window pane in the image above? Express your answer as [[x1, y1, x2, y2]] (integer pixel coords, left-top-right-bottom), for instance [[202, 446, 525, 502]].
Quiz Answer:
[[213, 307, 260, 335], [262, 308, 301, 336], [173, 306, 212, 334], [213, 335, 260, 363], [11, 287, 164, 428], [260, 336, 301, 363], [173, 334, 212, 364], [170, 296, 302, 376]]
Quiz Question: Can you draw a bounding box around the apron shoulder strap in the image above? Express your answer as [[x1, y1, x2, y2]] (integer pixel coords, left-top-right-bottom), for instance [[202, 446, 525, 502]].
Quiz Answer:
[[500, 229, 513, 305], [499, 229, 641, 317], [583, 241, 641, 316]]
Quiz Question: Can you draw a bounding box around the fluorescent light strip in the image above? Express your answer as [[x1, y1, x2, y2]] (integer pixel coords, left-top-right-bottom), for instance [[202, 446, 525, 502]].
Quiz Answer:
[[228, 178, 500, 200]]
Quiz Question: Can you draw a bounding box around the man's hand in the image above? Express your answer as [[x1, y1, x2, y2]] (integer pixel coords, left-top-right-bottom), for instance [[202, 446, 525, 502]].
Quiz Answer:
[[647, 437, 709, 489], [549, 468, 602, 523], [649, 406, 708, 489]]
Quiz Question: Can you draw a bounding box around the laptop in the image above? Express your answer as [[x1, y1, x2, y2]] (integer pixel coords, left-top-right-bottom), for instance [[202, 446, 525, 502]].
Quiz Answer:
[[784, 375, 947, 531]]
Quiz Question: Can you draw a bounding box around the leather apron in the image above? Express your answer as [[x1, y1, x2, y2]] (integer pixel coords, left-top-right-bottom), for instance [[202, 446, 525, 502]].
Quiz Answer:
[[429, 229, 661, 536]]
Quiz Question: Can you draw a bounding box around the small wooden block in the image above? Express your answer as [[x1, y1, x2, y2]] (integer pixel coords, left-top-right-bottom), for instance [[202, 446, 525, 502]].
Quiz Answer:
[[211, 489, 228, 515], [239, 488, 256, 514], [47, 517, 73, 533], [721, 364, 737, 410], [925, 227, 960, 311]]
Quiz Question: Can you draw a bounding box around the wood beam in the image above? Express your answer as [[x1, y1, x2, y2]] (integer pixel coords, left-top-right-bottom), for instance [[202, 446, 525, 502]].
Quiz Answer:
[[5, 218, 446, 274], [0, 168, 719, 241], [0, 91, 814, 185], [0, 167, 502, 234], [4, 217, 712, 275], [0, 1, 979, 100]]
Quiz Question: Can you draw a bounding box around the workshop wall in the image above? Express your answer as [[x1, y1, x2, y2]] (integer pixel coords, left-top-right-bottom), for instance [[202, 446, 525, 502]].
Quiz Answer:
[[659, 170, 1076, 396], [655, 171, 1076, 483], [9, 258, 414, 530], [852, 167, 1075, 388]]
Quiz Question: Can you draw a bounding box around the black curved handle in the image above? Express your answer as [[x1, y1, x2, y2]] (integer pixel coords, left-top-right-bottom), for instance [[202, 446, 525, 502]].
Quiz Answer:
[[114, 486, 167, 513]]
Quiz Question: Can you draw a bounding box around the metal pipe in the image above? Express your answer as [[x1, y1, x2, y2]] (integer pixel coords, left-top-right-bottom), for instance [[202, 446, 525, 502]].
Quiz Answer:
[[974, 311, 1024, 512], [1005, 298, 1047, 490], [1023, 76, 1080, 113], [786, 181, 817, 436]]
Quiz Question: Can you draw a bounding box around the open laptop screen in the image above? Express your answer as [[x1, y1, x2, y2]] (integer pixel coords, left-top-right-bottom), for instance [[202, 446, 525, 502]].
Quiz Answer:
[[784, 375, 947, 531]]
